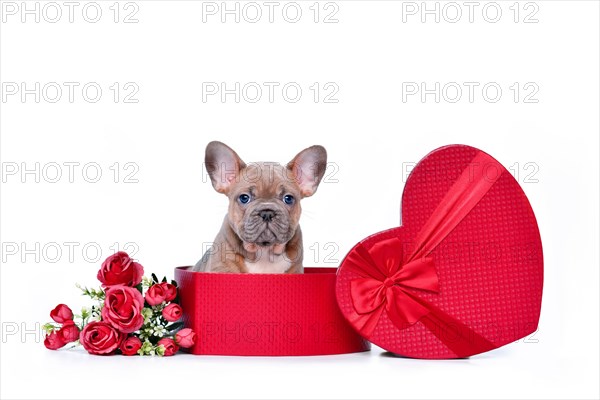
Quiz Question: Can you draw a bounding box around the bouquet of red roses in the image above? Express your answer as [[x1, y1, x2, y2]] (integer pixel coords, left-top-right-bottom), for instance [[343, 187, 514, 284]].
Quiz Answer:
[[43, 252, 196, 356]]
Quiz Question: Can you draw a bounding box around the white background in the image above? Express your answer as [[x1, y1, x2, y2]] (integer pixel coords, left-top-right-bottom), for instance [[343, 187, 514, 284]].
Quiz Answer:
[[0, 1, 599, 399]]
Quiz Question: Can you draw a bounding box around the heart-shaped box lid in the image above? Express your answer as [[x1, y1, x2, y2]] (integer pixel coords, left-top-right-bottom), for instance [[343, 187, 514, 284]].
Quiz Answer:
[[336, 145, 543, 359]]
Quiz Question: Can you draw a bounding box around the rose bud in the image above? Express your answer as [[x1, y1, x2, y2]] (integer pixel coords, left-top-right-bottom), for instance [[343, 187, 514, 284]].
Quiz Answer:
[[160, 282, 177, 302], [97, 251, 144, 288], [50, 304, 73, 324], [58, 321, 80, 343], [44, 331, 66, 350], [80, 321, 124, 355], [120, 336, 143, 356], [175, 328, 196, 348], [101, 285, 145, 333], [162, 303, 182, 322], [157, 338, 179, 356], [145, 284, 167, 306]]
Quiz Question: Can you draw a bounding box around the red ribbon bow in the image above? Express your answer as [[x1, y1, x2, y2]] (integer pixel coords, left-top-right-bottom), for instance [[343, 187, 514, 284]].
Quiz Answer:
[[347, 238, 439, 336], [342, 151, 503, 357]]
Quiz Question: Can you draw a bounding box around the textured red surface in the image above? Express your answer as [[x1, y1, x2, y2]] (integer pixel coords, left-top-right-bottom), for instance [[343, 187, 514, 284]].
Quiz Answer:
[[336, 145, 543, 359], [175, 267, 370, 356]]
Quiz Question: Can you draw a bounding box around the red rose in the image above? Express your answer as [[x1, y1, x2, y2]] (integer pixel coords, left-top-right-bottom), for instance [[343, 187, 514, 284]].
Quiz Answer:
[[162, 303, 182, 322], [97, 252, 144, 288], [58, 321, 80, 343], [79, 321, 125, 355], [120, 336, 142, 356], [101, 285, 145, 333], [44, 331, 66, 350], [157, 338, 179, 356], [80, 321, 124, 355], [175, 328, 196, 348], [160, 283, 177, 302], [145, 284, 167, 306], [50, 304, 73, 324]]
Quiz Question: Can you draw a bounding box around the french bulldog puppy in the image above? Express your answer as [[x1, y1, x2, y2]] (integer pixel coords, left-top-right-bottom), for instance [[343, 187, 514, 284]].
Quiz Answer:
[[193, 141, 327, 273]]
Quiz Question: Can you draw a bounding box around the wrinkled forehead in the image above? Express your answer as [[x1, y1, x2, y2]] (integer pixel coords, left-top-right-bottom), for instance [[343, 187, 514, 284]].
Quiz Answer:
[[238, 162, 299, 195], [242, 162, 286, 182]]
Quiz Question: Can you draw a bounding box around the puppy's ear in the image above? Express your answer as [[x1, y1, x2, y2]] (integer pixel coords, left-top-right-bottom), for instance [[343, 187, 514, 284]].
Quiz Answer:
[[287, 145, 327, 197], [205, 141, 246, 194]]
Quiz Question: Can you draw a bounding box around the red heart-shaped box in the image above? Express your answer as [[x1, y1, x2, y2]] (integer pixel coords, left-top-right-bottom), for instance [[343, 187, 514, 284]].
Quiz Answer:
[[336, 144, 543, 358]]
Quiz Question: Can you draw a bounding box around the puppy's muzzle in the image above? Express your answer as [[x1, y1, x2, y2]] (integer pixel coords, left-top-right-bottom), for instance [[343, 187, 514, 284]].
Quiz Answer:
[[241, 204, 292, 246]]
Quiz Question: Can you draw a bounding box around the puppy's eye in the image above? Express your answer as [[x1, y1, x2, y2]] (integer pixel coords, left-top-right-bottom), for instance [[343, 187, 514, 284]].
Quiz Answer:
[[238, 194, 251, 204], [283, 194, 295, 205]]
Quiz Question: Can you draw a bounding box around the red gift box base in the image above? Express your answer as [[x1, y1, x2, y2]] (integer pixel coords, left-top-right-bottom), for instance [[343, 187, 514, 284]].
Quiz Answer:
[[174, 266, 370, 356]]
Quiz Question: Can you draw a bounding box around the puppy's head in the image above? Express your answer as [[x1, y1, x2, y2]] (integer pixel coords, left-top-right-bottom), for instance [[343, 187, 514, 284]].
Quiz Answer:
[[205, 141, 327, 253]]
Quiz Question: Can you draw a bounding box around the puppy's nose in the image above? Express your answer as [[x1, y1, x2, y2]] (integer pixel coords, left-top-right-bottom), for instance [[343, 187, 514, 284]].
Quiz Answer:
[[259, 209, 275, 222]]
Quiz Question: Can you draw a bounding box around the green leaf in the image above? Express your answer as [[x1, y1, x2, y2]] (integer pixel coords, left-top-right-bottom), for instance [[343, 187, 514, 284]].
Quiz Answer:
[[77, 285, 105, 301], [171, 279, 178, 288], [151, 273, 159, 284], [161, 276, 167, 283]]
